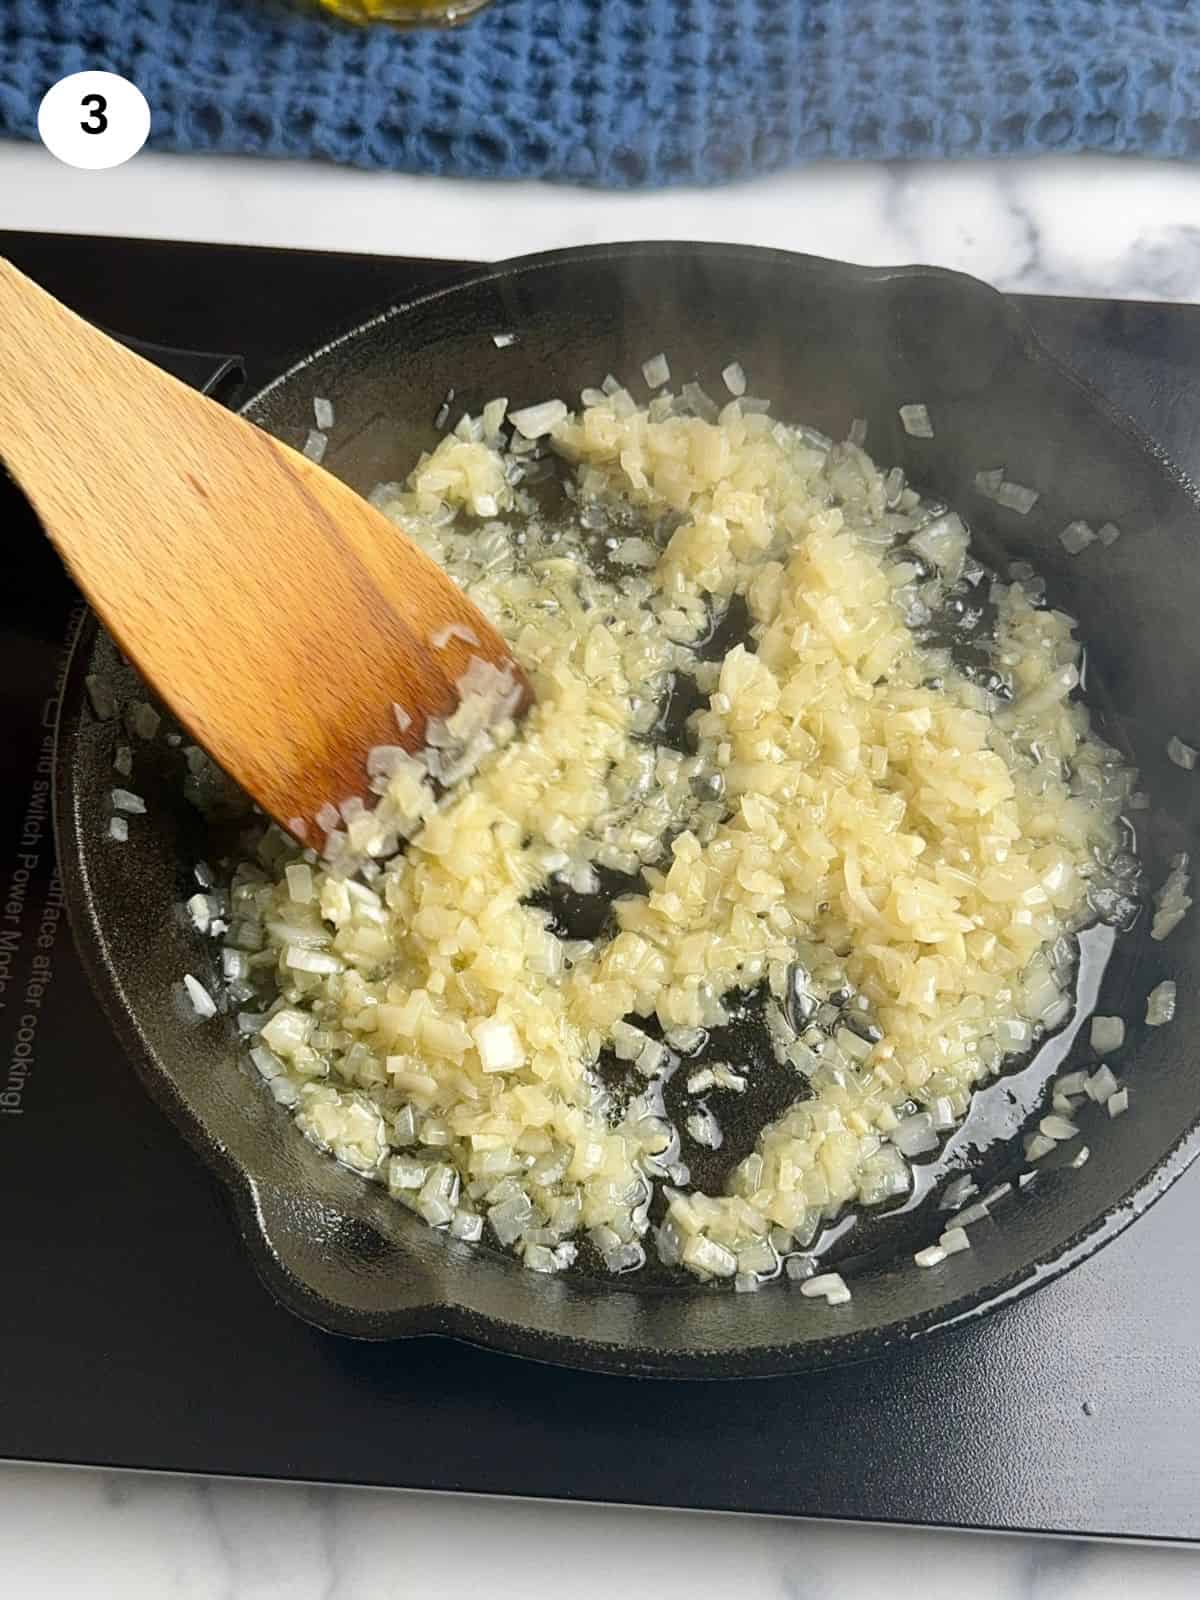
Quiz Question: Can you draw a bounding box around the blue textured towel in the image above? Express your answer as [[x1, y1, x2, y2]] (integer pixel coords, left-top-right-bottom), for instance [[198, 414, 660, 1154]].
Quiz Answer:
[[2, 0, 1199, 187]]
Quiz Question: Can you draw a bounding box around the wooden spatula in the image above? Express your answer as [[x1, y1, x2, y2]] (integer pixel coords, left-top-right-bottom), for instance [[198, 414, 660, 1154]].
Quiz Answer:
[[0, 258, 530, 843]]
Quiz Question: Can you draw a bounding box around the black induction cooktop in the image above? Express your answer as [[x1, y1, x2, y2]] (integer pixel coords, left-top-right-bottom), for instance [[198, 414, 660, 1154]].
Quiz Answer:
[[1, 230, 1198, 1543]]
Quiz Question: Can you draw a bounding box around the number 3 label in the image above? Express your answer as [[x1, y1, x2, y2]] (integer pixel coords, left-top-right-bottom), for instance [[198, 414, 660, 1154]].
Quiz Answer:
[[38, 72, 150, 170]]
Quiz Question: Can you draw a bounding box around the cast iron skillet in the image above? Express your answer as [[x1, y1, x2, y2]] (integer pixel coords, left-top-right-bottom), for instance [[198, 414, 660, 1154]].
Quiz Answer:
[[53, 243, 1200, 1379]]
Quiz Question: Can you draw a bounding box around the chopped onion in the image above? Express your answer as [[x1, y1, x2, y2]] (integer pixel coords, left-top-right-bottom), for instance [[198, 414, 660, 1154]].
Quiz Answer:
[[302, 429, 327, 464], [186, 892, 212, 933], [509, 399, 567, 439], [130, 701, 160, 740], [721, 362, 747, 397], [430, 622, 480, 650], [1089, 1015, 1125, 1054], [1058, 520, 1097, 555], [1040, 1114, 1079, 1142], [914, 1244, 947, 1267], [1151, 853, 1192, 941], [800, 1271, 850, 1301], [488, 1193, 533, 1245], [85, 674, 117, 720], [1167, 736, 1197, 771], [1107, 1087, 1130, 1118], [994, 480, 1039, 514], [108, 816, 128, 842], [1097, 521, 1121, 547], [1146, 980, 1177, 1027], [1071, 1145, 1091, 1169], [974, 467, 1005, 496], [939, 1174, 978, 1212], [641, 353, 670, 389], [111, 788, 146, 814], [893, 1111, 938, 1156], [492, 331, 517, 348], [1024, 1132, 1056, 1161], [313, 396, 334, 430], [899, 403, 934, 439], [909, 512, 968, 583], [286, 863, 314, 904], [1085, 1064, 1119, 1103], [183, 974, 217, 1019], [473, 1017, 525, 1073], [451, 1210, 484, 1242], [681, 1234, 737, 1279], [1055, 1070, 1089, 1097], [686, 1107, 723, 1149], [285, 946, 341, 974], [938, 1227, 971, 1255], [681, 381, 718, 422]]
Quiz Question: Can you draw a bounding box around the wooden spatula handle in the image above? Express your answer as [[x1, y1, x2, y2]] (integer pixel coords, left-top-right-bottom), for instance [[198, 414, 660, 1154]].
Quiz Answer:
[[0, 258, 528, 837]]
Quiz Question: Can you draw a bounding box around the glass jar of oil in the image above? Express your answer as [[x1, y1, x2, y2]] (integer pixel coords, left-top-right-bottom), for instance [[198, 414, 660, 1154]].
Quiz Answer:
[[312, 0, 493, 23]]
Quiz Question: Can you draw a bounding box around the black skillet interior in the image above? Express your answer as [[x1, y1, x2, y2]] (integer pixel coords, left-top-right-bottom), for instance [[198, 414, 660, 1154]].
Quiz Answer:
[[54, 244, 1200, 1378]]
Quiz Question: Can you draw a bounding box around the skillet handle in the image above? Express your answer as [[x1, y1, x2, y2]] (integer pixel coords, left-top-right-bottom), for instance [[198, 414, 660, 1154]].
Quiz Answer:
[[108, 332, 245, 404]]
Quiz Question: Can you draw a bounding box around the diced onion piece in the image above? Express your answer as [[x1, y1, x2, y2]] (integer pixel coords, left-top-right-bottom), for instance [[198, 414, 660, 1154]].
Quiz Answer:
[[186, 892, 212, 933], [286, 863, 314, 904], [1058, 520, 1096, 555], [1167, 736, 1197, 771], [1146, 980, 1177, 1026], [1151, 853, 1191, 942], [1089, 1015, 1124, 1054], [721, 361, 747, 397], [492, 331, 517, 348], [681, 1234, 737, 1279], [1055, 1070, 1088, 1097], [939, 1227, 971, 1255], [85, 674, 117, 720], [800, 1271, 850, 1300], [183, 974, 217, 1019], [893, 1111, 937, 1156], [909, 512, 967, 583], [914, 1244, 947, 1267], [686, 1108, 723, 1149], [1040, 1114, 1079, 1142], [1107, 1087, 1130, 1118], [641, 353, 670, 389], [994, 479, 1039, 514], [111, 788, 146, 814], [285, 946, 341, 974], [899, 403, 934, 439], [313, 396, 334, 430], [108, 816, 128, 842], [303, 429, 327, 463], [1085, 1064, 1119, 1103], [1097, 521, 1121, 546], [473, 1017, 525, 1073], [509, 399, 568, 439]]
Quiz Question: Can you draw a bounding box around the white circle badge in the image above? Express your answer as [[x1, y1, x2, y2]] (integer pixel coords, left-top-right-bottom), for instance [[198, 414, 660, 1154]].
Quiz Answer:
[[38, 72, 151, 171]]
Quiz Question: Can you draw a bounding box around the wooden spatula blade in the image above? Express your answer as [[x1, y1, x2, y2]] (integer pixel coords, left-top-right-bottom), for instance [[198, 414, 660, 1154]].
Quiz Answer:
[[0, 258, 530, 840]]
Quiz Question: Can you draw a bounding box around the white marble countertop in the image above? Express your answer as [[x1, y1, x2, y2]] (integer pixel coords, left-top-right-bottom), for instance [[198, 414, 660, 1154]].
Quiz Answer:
[[4, 142, 1200, 1597]]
